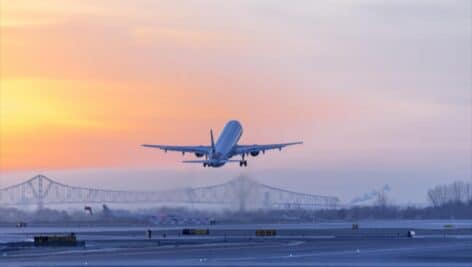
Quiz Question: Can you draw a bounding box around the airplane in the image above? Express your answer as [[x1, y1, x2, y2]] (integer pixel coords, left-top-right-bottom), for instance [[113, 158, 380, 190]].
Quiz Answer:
[[142, 120, 302, 168]]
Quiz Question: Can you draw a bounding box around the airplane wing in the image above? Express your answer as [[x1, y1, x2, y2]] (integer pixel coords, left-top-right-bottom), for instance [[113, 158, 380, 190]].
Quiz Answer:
[[234, 141, 303, 155], [142, 144, 210, 154]]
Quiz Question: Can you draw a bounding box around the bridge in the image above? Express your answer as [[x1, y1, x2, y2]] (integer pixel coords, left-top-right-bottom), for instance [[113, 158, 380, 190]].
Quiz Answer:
[[0, 175, 339, 211]]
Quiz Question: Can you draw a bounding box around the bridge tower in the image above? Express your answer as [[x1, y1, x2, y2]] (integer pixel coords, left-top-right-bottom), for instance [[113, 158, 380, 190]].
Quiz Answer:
[[26, 174, 53, 210]]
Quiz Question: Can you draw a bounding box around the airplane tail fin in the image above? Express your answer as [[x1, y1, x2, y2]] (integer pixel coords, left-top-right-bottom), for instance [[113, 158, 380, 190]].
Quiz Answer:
[[210, 129, 216, 153]]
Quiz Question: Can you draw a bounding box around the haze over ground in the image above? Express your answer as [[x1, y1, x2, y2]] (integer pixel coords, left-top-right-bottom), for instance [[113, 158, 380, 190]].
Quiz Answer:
[[1, 0, 471, 204]]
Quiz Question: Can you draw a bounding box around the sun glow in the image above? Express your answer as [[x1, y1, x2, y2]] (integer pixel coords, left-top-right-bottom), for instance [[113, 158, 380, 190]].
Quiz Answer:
[[1, 79, 102, 132]]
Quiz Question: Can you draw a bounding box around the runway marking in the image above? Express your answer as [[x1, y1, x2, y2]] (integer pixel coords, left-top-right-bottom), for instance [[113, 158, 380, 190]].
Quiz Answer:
[[0, 241, 289, 260], [216, 242, 472, 263], [2, 241, 471, 267], [287, 241, 305, 246]]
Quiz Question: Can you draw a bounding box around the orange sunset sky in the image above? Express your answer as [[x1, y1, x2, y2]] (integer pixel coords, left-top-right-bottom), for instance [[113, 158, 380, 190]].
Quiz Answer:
[[0, 1, 470, 201]]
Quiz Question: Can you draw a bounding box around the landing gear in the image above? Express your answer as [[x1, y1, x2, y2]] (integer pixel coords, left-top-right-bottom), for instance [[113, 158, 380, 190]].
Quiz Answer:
[[240, 154, 247, 167], [203, 163, 208, 168]]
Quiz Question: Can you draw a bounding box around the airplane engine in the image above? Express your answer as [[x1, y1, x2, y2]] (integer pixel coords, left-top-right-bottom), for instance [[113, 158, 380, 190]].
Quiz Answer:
[[195, 152, 204, 158], [250, 151, 260, 157]]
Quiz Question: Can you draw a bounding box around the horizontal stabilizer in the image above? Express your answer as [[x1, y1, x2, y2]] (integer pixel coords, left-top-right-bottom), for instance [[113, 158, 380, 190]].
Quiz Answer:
[[182, 160, 241, 164], [182, 160, 208, 164]]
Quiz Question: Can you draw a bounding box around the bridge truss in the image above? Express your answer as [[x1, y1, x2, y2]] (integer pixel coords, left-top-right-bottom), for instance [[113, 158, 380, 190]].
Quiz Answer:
[[0, 175, 339, 210]]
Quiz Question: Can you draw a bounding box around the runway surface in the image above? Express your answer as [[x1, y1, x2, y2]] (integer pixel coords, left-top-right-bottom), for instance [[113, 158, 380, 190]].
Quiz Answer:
[[1, 220, 471, 266]]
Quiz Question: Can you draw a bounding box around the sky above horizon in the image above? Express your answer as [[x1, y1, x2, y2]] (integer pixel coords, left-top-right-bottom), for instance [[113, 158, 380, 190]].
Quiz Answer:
[[1, 0, 471, 203]]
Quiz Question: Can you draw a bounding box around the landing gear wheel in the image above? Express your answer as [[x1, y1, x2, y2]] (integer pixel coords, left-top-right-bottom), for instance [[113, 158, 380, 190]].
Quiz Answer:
[[203, 163, 207, 167], [240, 160, 248, 167]]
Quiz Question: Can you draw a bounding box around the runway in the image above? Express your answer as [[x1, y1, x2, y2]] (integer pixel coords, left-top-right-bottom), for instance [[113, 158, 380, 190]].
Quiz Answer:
[[1, 221, 471, 266]]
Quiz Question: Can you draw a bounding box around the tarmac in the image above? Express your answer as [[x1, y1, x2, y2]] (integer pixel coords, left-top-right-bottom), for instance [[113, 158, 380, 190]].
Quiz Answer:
[[1, 220, 471, 266]]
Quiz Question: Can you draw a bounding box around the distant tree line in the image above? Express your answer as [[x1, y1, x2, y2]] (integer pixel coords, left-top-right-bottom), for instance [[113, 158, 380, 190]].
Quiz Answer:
[[315, 180, 472, 220], [427, 181, 472, 207]]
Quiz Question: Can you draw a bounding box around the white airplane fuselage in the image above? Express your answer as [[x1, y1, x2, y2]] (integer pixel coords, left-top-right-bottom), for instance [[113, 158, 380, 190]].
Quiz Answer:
[[209, 120, 243, 167]]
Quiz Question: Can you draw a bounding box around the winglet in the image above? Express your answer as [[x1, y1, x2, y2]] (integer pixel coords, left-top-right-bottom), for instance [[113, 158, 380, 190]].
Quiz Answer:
[[210, 129, 216, 153]]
